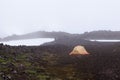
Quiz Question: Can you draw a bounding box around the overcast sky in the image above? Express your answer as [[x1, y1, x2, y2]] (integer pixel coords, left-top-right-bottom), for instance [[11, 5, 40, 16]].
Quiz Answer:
[[0, 0, 120, 38]]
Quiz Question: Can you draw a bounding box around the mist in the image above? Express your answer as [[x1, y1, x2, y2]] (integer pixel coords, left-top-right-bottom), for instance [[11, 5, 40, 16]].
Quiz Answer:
[[1, 0, 120, 38], [1, 1, 120, 79]]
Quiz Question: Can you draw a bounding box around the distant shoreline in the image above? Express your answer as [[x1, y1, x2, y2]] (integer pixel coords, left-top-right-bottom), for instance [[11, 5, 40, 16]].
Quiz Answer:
[[0, 38, 55, 46]]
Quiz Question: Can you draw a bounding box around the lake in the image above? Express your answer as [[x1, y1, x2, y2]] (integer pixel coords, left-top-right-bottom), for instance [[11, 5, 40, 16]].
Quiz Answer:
[[89, 39, 120, 42], [0, 38, 55, 46]]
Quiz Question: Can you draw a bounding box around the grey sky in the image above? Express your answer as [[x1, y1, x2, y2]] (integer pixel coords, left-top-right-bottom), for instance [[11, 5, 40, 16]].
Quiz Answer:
[[0, 0, 120, 37]]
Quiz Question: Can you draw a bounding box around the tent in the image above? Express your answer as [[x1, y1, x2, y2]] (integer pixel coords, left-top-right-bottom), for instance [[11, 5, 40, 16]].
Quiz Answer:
[[69, 45, 89, 55]]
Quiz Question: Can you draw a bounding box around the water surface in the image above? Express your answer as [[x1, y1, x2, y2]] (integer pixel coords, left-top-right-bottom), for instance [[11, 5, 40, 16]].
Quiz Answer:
[[0, 38, 55, 46], [89, 39, 120, 42]]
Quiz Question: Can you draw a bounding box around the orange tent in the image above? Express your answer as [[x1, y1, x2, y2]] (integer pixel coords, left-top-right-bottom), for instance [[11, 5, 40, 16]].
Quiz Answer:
[[69, 45, 89, 55]]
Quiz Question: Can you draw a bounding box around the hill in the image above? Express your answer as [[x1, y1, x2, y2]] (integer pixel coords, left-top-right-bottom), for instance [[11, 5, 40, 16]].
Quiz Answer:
[[81, 30, 120, 39], [0, 31, 72, 41], [1, 30, 120, 42]]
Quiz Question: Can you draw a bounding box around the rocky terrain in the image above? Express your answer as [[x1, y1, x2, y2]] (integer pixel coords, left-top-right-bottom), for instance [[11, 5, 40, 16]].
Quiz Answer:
[[0, 31, 120, 80]]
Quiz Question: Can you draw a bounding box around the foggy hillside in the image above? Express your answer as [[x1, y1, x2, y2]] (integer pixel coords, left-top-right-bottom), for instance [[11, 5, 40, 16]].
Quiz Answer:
[[1, 0, 120, 79], [81, 30, 120, 40], [1, 30, 120, 42], [0, 31, 71, 41]]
